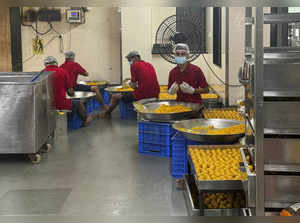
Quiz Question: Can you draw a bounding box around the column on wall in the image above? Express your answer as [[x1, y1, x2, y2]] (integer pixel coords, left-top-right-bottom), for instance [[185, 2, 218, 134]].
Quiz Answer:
[[0, 2, 12, 72]]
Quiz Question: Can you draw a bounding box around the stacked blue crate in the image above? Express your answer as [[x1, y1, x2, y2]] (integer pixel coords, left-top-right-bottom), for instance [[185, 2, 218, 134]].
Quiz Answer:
[[171, 132, 206, 179], [171, 133, 191, 178], [102, 90, 111, 106], [120, 100, 136, 119], [93, 90, 111, 112], [171, 131, 226, 178], [138, 121, 175, 157], [85, 99, 94, 115], [67, 112, 83, 130], [68, 99, 95, 130]]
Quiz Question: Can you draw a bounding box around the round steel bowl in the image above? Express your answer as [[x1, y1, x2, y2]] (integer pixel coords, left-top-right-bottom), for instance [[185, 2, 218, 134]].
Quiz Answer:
[[172, 118, 244, 143], [135, 100, 202, 122], [66, 91, 96, 100], [105, 85, 134, 94], [78, 80, 108, 87]]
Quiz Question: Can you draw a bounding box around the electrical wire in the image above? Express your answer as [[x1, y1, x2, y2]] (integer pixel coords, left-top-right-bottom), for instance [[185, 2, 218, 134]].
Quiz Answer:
[[23, 35, 61, 65], [69, 23, 72, 50], [20, 7, 53, 36], [201, 54, 242, 88]]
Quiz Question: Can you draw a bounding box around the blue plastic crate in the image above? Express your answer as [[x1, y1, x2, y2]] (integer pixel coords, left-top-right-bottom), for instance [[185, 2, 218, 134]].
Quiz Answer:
[[92, 98, 101, 111], [172, 163, 188, 178], [103, 90, 111, 105], [119, 100, 136, 119], [138, 142, 171, 157], [92, 90, 111, 112], [138, 132, 172, 146], [172, 152, 187, 163], [138, 121, 175, 135], [67, 112, 83, 130], [85, 100, 94, 115], [171, 132, 203, 179]]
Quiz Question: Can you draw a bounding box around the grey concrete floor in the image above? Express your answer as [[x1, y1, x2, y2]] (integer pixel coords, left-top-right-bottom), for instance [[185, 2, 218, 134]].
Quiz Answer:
[[0, 112, 187, 216]]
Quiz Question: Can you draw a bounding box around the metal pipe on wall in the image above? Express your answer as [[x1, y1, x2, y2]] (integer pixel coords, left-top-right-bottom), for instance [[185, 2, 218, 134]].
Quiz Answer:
[[225, 7, 229, 106], [254, 7, 265, 216]]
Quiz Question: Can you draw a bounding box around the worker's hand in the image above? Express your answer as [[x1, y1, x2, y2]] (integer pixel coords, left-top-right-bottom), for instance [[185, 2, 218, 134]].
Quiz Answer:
[[91, 86, 98, 92], [168, 82, 179, 95], [130, 81, 138, 89], [122, 78, 131, 88], [67, 88, 75, 96], [122, 78, 131, 84], [180, 82, 195, 94]]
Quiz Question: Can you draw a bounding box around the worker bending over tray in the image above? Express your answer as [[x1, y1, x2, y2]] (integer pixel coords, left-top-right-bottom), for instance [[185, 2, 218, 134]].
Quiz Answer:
[[168, 43, 209, 117], [100, 51, 160, 118], [44, 56, 94, 126], [60, 51, 108, 111]]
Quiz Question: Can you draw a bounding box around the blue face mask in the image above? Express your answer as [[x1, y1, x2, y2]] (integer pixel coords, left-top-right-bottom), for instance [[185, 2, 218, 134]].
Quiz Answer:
[[129, 61, 133, 65], [175, 56, 187, 65]]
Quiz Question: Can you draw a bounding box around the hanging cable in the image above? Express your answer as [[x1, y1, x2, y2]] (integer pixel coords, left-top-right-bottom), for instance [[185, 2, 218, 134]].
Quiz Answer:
[[69, 23, 72, 50], [201, 54, 242, 88], [23, 35, 61, 65]]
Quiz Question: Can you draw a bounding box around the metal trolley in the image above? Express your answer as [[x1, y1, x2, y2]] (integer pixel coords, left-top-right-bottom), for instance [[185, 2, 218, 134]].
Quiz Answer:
[[0, 71, 55, 164]]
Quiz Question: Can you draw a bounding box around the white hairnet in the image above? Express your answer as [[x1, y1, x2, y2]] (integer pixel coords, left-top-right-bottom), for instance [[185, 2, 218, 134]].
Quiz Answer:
[[65, 51, 75, 59], [174, 43, 190, 54], [126, 51, 140, 60], [44, 56, 58, 66]]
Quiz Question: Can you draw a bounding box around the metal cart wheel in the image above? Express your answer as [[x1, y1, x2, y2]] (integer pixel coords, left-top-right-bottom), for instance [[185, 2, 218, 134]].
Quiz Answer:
[[28, 153, 41, 164], [40, 143, 52, 153], [45, 143, 52, 153]]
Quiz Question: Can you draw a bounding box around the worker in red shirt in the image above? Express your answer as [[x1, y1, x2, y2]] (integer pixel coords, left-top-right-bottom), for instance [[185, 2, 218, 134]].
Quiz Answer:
[[44, 56, 93, 126], [168, 44, 209, 190], [100, 51, 160, 118], [60, 51, 108, 111], [168, 43, 209, 106]]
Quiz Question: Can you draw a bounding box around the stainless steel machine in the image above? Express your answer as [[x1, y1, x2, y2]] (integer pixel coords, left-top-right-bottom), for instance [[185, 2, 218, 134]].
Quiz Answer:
[[166, 2, 300, 216], [0, 71, 55, 163], [239, 8, 300, 216]]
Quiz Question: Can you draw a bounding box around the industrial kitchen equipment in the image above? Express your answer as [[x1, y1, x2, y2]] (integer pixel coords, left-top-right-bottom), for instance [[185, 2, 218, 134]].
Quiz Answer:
[[0, 71, 55, 163], [239, 8, 300, 216]]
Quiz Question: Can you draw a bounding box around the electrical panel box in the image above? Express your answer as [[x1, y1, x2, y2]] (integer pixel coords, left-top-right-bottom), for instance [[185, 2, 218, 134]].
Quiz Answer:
[[66, 9, 84, 24], [38, 9, 61, 22], [23, 9, 37, 22]]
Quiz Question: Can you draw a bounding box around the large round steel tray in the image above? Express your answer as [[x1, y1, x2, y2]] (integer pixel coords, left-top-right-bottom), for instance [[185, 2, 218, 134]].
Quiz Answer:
[[172, 119, 244, 143], [78, 80, 108, 87], [134, 100, 202, 122], [105, 85, 134, 94], [66, 91, 96, 100]]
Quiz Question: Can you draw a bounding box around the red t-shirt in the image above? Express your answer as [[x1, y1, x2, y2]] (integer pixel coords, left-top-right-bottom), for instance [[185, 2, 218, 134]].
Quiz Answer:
[[45, 65, 72, 110], [60, 61, 87, 87], [168, 63, 208, 104], [130, 61, 160, 100]]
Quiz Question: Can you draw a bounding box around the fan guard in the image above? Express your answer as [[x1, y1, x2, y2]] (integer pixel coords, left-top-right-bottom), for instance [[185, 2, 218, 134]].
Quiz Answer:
[[155, 15, 204, 64]]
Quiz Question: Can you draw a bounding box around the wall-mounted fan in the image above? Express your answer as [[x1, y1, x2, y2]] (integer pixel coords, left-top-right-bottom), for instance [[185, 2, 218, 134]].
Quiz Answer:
[[155, 14, 205, 64]]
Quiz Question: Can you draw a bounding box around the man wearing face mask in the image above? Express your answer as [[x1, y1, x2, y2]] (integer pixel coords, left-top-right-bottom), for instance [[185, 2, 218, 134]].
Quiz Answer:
[[168, 44, 209, 190], [168, 43, 209, 107], [100, 51, 160, 117]]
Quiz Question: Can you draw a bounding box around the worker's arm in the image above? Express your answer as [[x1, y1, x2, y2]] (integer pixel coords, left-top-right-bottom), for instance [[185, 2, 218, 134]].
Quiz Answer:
[[76, 63, 89, 77], [195, 68, 209, 94], [79, 71, 89, 77], [130, 64, 138, 90], [67, 88, 75, 96], [64, 70, 75, 96], [129, 81, 138, 89]]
